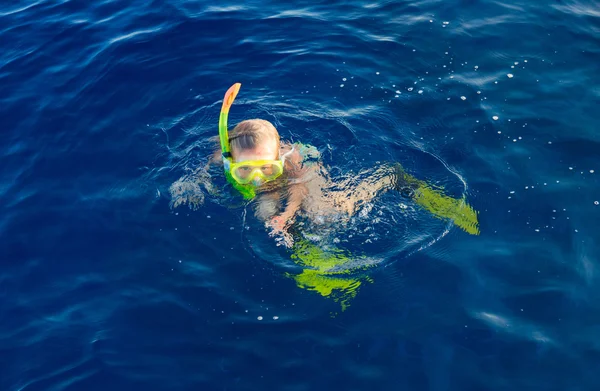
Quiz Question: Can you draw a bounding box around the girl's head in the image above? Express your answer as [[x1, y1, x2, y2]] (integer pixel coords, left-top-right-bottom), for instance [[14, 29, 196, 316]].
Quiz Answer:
[[229, 119, 280, 162]]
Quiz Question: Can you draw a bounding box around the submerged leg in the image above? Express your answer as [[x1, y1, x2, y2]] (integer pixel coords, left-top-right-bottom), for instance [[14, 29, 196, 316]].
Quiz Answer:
[[329, 165, 406, 215], [394, 164, 480, 235], [330, 164, 480, 235]]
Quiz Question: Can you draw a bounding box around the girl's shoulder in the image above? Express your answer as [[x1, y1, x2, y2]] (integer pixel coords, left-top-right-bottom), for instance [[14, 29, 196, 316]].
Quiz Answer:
[[295, 142, 320, 160], [281, 142, 320, 163], [281, 141, 321, 178]]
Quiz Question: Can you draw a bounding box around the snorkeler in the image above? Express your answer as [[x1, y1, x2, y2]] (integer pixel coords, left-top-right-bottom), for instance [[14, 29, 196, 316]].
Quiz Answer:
[[169, 82, 479, 309], [170, 83, 479, 247]]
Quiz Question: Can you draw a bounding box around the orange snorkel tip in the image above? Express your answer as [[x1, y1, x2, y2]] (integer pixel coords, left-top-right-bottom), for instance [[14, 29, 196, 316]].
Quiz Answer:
[[221, 83, 241, 113], [219, 83, 241, 155]]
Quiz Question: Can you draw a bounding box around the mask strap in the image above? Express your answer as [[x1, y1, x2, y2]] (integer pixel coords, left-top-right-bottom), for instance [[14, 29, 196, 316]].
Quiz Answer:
[[223, 157, 231, 171]]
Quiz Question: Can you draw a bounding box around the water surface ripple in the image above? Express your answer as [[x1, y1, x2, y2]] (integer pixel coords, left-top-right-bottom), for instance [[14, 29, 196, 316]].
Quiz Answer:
[[1, 0, 599, 390]]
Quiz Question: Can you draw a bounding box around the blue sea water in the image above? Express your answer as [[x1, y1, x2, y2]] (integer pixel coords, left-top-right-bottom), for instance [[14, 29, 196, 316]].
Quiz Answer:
[[2, 0, 600, 390]]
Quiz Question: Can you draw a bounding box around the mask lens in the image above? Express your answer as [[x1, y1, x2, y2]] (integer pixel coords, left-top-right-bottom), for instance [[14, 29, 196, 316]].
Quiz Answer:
[[259, 163, 281, 178], [233, 164, 254, 180]]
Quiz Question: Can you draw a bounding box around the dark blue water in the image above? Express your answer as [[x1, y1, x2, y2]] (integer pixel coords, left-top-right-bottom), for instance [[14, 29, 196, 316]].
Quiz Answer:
[[2, 0, 600, 390]]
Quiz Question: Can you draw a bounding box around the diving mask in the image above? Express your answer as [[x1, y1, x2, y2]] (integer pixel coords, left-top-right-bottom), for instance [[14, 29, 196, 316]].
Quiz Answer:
[[224, 148, 294, 185]]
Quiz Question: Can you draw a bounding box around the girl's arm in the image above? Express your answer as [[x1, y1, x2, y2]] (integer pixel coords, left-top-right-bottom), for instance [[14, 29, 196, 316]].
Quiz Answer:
[[170, 151, 220, 210], [276, 182, 308, 223], [267, 181, 306, 248], [277, 144, 315, 222], [267, 144, 316, 246]]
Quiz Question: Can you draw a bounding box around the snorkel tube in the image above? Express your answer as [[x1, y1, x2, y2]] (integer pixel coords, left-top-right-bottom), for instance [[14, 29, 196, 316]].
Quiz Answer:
[[219, 83, 256, 200], [219, 83, 241, 159]]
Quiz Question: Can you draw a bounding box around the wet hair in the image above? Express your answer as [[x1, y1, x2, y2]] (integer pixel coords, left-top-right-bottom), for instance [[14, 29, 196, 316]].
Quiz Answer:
[[229, 119, 280, 159]]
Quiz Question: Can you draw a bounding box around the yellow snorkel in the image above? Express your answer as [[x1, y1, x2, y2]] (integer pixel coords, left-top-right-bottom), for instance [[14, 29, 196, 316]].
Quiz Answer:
[[218, 83, 257, 200], [219, 83, 241, 161]]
